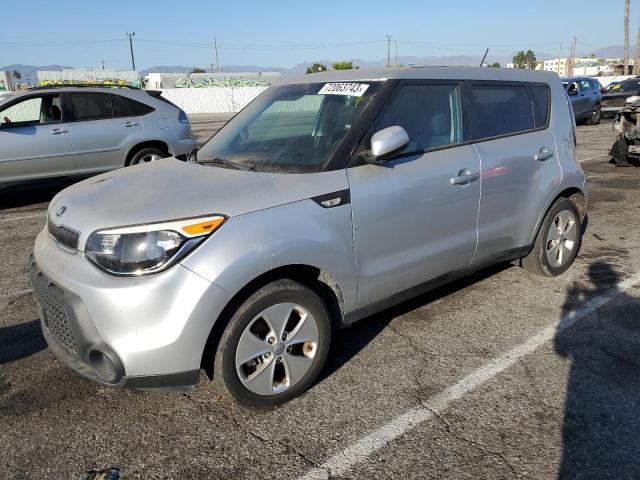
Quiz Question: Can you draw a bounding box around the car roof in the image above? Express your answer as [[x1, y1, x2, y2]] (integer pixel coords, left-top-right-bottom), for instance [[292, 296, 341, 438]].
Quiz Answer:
[[279, 66, 559, 86], [6, 85, 145, 99]]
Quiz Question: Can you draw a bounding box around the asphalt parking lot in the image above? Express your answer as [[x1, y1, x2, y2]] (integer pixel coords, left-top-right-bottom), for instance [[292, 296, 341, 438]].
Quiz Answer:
[[2, 118, 639, 480]]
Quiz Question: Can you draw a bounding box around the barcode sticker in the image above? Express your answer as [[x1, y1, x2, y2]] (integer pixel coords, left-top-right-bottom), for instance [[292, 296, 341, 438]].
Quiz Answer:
[[318, 83, 369, 97]]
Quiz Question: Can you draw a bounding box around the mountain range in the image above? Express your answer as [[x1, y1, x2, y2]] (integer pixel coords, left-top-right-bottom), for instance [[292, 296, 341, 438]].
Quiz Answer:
[[1, 45, 632, 82]]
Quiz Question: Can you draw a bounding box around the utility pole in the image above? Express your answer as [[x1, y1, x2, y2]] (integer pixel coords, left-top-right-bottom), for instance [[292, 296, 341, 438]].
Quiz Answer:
[[624, 0, 631, 74], [214, 37, 220, 72], [480, 48, 489, 67], [557, 42, 562, 75], [394, 40, 398, 66], [568, 36, 577, 77], [125, 32, 136, 71], [634, 26, 640, 74], [386, 34, 391, 67]]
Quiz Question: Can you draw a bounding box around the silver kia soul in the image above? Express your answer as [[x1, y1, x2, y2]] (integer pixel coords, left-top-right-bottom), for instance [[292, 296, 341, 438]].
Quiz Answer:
[[31, 67, 586, 407]]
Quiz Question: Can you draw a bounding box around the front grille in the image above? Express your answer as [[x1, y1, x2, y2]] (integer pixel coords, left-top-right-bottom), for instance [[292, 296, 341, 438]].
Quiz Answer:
[[602, 97, 626, 108], [48, 217, 79, 251], [31, 272, 78, 355]]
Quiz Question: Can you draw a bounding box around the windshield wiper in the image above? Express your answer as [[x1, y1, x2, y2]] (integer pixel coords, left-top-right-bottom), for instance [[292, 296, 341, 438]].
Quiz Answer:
[[198, 157, 255, 171]]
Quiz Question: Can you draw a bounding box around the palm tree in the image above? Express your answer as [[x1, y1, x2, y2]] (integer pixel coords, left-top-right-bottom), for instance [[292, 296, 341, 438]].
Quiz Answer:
[[624, 0, 630, 74]]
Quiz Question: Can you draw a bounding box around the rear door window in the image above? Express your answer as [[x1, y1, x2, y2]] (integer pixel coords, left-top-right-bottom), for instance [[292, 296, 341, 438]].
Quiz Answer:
[[70, 93, 113, 121], [471, 84, 535, 139], [374, 83, 462, 152], [111, 94, 154, 117]]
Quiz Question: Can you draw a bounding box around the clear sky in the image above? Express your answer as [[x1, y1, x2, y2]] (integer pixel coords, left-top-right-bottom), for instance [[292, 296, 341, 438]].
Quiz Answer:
[[0, 0, 637, 69]]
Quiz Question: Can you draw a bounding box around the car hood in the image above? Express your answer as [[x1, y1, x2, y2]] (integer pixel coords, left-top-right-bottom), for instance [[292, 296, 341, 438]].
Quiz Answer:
[[48, 158, 348, 250], [602, 91, 637, 100]]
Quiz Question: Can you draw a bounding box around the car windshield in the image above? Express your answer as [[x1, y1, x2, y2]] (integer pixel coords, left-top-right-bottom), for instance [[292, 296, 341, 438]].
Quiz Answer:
[[197, 81, 382, 173]]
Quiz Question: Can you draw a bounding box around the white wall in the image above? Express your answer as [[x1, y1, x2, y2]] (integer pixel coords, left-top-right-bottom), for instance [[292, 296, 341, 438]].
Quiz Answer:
[[160, 87, 267, 113]]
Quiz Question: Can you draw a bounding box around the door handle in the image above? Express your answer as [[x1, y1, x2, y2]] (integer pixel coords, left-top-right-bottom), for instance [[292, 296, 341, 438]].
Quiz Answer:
[[123, 121, 139, 127], [534, 147, 554, 161], [450, 169, 479, 185], [49, 128, 68, 135]]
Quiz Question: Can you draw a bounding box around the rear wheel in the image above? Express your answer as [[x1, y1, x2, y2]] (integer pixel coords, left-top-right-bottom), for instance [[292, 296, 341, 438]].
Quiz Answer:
[[522, 198, 582, 277], [213, 279, 331, 407], [127, 147, 166, 166]]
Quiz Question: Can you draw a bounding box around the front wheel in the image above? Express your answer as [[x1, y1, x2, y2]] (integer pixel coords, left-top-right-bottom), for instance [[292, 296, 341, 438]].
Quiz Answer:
[[586, 104, 601, 125], [522, 198, 582, 277], [213, 279, 331, 407]]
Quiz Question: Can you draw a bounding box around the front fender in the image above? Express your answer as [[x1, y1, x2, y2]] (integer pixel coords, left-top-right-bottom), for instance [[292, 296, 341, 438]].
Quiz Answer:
[[180, 198, 358, 314]]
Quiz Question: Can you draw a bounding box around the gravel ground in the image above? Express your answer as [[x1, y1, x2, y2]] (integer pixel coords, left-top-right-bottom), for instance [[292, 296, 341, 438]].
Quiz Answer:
[[2, 119, 639, 480]]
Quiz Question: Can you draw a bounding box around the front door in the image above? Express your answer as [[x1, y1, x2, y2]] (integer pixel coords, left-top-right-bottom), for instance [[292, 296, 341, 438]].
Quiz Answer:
[[0, 93, 75, 184], [348, 82, 481, 306]]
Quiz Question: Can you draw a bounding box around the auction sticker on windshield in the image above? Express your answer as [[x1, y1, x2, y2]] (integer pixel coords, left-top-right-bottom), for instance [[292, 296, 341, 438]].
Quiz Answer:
[[318, 83, 370, 97]]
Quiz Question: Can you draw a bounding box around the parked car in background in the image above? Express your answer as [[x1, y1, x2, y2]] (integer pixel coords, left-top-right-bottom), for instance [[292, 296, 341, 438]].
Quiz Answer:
[[601, 78, 640, 118], [0, 85, 196, 188], [601, 81, 621, 94], [32, 67, 586, 407], [562, 76, 602, 124]]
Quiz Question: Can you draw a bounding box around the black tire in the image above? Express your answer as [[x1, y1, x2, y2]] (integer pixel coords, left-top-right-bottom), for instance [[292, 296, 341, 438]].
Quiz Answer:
[[127, 147, 167, 166], [586, 104, 601, 125], [522, 197, 582, 277], [213, 279, 331, 407]]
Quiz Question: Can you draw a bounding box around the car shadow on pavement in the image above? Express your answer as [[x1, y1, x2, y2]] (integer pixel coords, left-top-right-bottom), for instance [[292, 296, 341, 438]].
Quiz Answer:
[[0, 319, 47, 365], [555, 262, 640, 479], [0, 179, 82, 209], [320, 263, 511, 383]]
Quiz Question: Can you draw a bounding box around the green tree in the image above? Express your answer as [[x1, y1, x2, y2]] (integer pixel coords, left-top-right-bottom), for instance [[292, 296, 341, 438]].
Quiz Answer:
[[191, 67, 206, 73], [332, 61, 354, 70], [490, 62, 501, 68], [512, 50, 537, 69], [12, 70, 21, 82], [305, 63, 327, 74]]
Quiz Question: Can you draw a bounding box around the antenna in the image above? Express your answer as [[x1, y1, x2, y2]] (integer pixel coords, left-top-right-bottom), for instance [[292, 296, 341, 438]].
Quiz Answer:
[[480, 48, 489, 67]]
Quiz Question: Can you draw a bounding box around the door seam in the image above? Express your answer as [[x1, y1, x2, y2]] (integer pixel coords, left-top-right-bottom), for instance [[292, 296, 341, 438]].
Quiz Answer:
[[470, 143, 482, 265]]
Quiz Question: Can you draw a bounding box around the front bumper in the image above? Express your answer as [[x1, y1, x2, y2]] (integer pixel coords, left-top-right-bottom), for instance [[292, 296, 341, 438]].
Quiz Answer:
[[31, 228, 232, 390]]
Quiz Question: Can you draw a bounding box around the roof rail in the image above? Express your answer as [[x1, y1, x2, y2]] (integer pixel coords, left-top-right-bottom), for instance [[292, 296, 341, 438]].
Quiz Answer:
[[27, 83, 141, 91]]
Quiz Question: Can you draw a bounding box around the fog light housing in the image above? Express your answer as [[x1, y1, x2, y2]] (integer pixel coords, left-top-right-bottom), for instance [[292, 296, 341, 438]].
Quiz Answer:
[[89, 349, 121, 383]]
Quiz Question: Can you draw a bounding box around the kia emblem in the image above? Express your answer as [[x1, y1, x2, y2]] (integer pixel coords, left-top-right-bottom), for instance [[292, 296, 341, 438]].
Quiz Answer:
[[55, 206, 67, 217]]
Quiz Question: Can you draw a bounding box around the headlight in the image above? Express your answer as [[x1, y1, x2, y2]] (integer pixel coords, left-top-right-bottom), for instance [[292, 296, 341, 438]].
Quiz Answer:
[[626, 95, 640, 104], [85, 215, 225, 276]]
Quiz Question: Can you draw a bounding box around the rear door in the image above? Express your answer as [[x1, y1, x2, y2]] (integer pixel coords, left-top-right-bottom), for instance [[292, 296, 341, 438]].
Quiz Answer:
[[471, 82, 561, 262], [0, 93, 76, 183], [68, 92, 142, 173], [348, 81, 481, 306]]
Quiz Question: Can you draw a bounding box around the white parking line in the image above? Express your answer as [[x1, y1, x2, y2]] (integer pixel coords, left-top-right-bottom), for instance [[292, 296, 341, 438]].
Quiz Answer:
[[0, 288, 33, 300], [0, 213, 46, 222], [299, 270, 640, 480], [578, 154, 608, 163]]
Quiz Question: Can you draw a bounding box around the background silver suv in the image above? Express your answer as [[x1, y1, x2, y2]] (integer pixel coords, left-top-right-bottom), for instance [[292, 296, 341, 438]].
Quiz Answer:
[[0, 85, 196, 188], [31, 67, 586, 407]]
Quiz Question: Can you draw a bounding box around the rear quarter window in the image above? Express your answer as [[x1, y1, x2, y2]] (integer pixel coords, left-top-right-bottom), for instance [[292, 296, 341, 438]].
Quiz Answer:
[[112, 94, 154, 117], [528, 84, 551, 128]]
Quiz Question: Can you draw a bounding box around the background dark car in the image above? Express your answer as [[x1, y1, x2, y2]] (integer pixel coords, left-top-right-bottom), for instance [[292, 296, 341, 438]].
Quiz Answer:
[[601, 78, 640, 118], [562, 76, 602, 124]]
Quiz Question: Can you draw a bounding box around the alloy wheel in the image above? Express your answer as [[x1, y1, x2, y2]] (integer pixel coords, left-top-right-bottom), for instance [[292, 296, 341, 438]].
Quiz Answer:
[[546, 209, 578, 267], [235, 302, 319, 396]]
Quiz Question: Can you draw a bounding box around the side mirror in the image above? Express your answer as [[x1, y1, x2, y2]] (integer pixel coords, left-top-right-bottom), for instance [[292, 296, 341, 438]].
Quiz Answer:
[[363, 126, 409, 164]]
